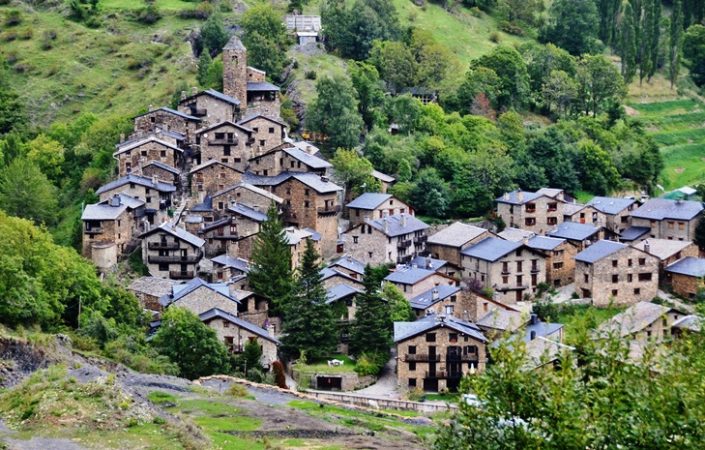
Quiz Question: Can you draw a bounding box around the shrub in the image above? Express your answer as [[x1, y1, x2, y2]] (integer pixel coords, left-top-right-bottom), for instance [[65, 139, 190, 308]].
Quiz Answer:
[[19, 29, 32, 40], [571, 292, 580, 299], [305, 70, 317, 80], [5, 10, 22, 27], [228, 383, 249, 398], [1, 32, 17, 42], [499, 21, 525, 36], [470, 6, 482, 17], [136, 4, 161, 24], [489, 31, 501, 43], [407, 386, 424, 401], [354, 352, 386, 377]]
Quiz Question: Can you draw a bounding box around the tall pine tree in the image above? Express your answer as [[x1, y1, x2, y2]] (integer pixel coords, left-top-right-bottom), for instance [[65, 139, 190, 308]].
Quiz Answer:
[[647, 0, 661, 80], [349, 265, 392, 358], [197, 47, 212, 88], [617, 0, 637, 82], [248, 203, 294, 316], [281, 240, 337, 360], [669, 0, 684, 87]]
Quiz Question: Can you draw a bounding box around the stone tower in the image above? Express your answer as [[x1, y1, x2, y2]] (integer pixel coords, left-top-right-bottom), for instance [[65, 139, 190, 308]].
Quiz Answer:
[[222, 36, 248, 111]]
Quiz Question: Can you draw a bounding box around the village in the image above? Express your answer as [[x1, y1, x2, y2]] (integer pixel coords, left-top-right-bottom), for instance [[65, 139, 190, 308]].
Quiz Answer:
[[77, 31, 705, 397]]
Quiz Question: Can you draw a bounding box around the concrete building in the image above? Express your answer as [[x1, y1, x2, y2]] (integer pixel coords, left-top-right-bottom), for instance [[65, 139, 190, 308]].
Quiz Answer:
[[141, 223, 205, 279], [665, 257, 705, 299], [461, 237, 547, 304], [629, 198, 704, 241], [575, 240, 659, 307], [345, 193, 412, 228], [425, 222, 492, 270], [342, 213, 429, 265]]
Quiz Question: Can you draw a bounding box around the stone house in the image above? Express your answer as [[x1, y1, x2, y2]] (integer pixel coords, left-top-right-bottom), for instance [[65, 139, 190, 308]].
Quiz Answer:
[[426, 222, 493, 270], [408, 285, 479, 320], [467, 294, 522, 323], [189, 160, 243, 202], [326, 284, 362, 354], [631, 239, 699, 278], [246, 172, 342, 258], [141, 223, 205, 280], [238, 114, 287, 154], [327, 255, 366, 281], [409, 255, 455, 277], [128, 276, 178, 312], [394, 314, 488, 392], [525, 236, 576, 288], [113, 135, 184, 177], [200, 205, 266, 258], [586, 196, 637, 233], [342, 213, 429, 265], [562, 203, 595, 224], [159, 277, 241, 316], [222, 36, 281, 118], [142, 161, 180, 187], [96, 174, 176, 226], [249, 143, 332, 177], [461, 237, 547, 304], [211, 254, 250, 285], [495, 189, 567, 235], [178, 88, 241, 126], [547, 221, 602, 251], [195, 121, 254, 171], [371, 170, 395, 193], [320, 267, 365, 291], [81, 194, 145, 268], [211, 182, 283, 217], [575, 240, 659, 307], [199, 308, 279, 369], [385, 267, 459, 300], [630, 198, 704, 241], [285, 227, 321, 269], [133, 107, 201, 142], [345, 193, 413, 228], [665, 257, 705, 299]]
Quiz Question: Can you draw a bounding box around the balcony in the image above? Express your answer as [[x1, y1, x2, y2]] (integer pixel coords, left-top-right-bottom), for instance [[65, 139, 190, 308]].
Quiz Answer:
[[170, 270, 194, 279], [414, 235, 427, 245], [190, 108, 207, 117], [148, 251, 202, 264], [159, 199, 172, 211], [212, 233, 240, 240], [211, 138, 238, 145], [404, 354, 441, 362], [148, 241, 180, 250], [531, 267, 540, 273], [84, 227, 104, 235], [397, 240, 412, 250], [425, 370, 463, 379], [447, 354, 479, 363], [317, 205, 341, 216]]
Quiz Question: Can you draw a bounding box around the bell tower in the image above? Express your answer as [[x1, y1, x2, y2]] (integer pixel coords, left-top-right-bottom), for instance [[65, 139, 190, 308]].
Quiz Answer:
[[222, 36, 248, 111]]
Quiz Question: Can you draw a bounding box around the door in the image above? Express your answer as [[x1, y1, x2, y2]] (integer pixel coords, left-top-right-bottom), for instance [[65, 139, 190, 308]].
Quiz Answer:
[[515, 290, 523, 302]]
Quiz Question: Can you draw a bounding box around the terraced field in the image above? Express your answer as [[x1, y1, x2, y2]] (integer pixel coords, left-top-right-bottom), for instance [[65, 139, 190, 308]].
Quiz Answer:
[[628, 97, 705, 191]]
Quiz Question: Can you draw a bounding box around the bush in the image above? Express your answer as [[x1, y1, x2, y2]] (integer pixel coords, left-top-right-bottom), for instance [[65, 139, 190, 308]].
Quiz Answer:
[[305, 70, 317, 80], [354, 352, 386, 377], [19, 29, 32, 40], [499, 21, 525, 36], [1, 32, 17, 42], [136, 4, 161, 24], [228, 383, 249, 398], [5, 10, 22, 27], [489, 31, 501, 43]]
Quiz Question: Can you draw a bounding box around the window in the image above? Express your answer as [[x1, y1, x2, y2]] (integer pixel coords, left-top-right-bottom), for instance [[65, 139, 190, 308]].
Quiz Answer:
[[223, 146, 231, 156], [449, 333, 458, 343], [304, 201, 310, 208], [668, 221, 675, 230], [516, 261, 522, 272], [679, 222, 685, 231], [584, 273, 589, 283], [426, 333, 436, 342], [502, 276, 509, 284], [215, 132, 225, 140], [547, 202, 558, 212], [159, 263, 169, 271], [638, 273, 652, 281], [627, 274, 633, 282], [553, 262, 564, 269], [269, 127, 275, 134], [409, 362, 416, 371], [525, 217, 536, 226], [611, 289, 618, 296], [259, 139, 265, 146], [547, 217, 558, 225], [218, 202, 224, 210], [141, 150, 147, 156], [531, 274, 537, 286], [526, 203, 536, 213], [408, 345, 416, 354], [612, 260, 618, 268], [353, 236, 358, 244], [612, 274, 618, 283], [639, 258, 646, 266], [634, 288, 641, 295], [408, 378, 417, 388], [502, 261, 509, 273], [628, 259, 633, 267], [516, 275, 523, 285], [160, 150, 166, 158]]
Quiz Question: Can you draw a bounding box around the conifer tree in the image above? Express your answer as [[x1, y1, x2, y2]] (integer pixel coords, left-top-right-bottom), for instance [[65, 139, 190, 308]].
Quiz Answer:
[[349, 265, 392, 358], [647, 0, 661, 80], [197, 48, 212, 88], [248, 203, 294, 316], [281, 240, 337, 360], [669, 0, 684, 88], [617, 0, 637, 82]]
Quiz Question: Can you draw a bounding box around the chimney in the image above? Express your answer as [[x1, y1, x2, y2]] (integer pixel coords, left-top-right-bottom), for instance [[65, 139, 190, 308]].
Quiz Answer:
[[191, 86, 198, 95], [152, 175, 159, 186], [530, 330, 537, 340], [676, 198, 683, 205], [383, 219, 389, 234], [180, 90, 187, 101], [148, 104, 154, 112], [644, 239, 650, 254], [518, 191, 524, 202], [432, 288, 439, 300], [503, 192, 509, 201], [321, 176, 329, 183], [401, 213, 407, 227], [110, 194, 121, 207], [530, 313, 538, 325], [119, 132, 125, 143]]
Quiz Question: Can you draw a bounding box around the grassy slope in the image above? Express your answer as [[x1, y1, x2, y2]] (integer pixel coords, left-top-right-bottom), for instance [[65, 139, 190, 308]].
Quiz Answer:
[[626, 75, 705, 192]]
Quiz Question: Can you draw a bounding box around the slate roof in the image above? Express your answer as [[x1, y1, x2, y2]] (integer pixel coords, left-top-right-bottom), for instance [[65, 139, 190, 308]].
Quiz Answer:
[[587, 196, 636, 215], [144, 160, 180, 175], [141, 223, 205, 248], [671, 315, 702, 332], [394, 314, 487, 343], [160, 278, 238, 308], [497, 227, 535, 242], [228, 203, 268, 222], [211, 182, 283, 204], [134, 107, 200, 121], [632, 239, 694, 260], [199, 308, 279, 344], [326, 284, 362, 304], [371, 169, 395, 183], [346, 193, 392, 210], [237, 114, 288, 128], [548, 222, 600, 241], [524, 321, 563, 342], [574, 240, 626, 263], [666, 257, 705, 277], [113, 136, 183, 156], [282, 146, 332, 169], [247, 81, 281, 92], [409, 285, 460, 310], [96, 174, 176, 195], [211, 254, 251, 273], [365, 213, 429, 238], [620, 226, 650, 242], [190, 196, 213, 212], [284, 227, 314, 245], [82, 202, 129, 221], [113, 194, 146, 209], [223, 35, 246, 50], [460, 237, 522, 262], [496, 190, 543, 205], [200, 217, 231, 233], [329, 255, 366, 275], [536, 188, 564, 198], [290, 140, 320, 155], [385, 267, 437, 285], [527, 236, 566, 251], [189, 159, 241, 174], [631, 198, 704, 221], [196, 120, 253, 135], [427, 222, 488, 248], [319, 267, 364, 286], [562, 203, 586, 217], [598, 301, 673, 338], [242, 172, 342, 194], [181, 88, 240, 106], [476, 308, 525, 333], [128, 276, 177, 298], [409, 255, 448, 271]]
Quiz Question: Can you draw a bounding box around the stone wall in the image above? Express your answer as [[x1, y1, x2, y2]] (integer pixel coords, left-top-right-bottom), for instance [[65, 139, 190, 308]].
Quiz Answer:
[[575, 246, 659, 306], [388, 273, 457, 300], [631, 217, 700, 241], [207, 317, 278, 368], [142, 231, 202, 279], [116, 140, 181, 177], [226, 233, 257, 261], [134, 110, 199, 142], [178, 94, 237, 127], [243, 116, 285, 153], [347, 197, 412, 228], [246, 97, 282, 121], [191, 163, 242, 201], [545, 241, 577, 287], [223, 45, 248, 108], [212, 185, 276, 214], [426, 231, 491, 268], [143, 164, 179, 186], [199, 123, 252, 172], [670, 273, 704, 299], [171, 286, 240, 316], [497, 195, 564, 235]]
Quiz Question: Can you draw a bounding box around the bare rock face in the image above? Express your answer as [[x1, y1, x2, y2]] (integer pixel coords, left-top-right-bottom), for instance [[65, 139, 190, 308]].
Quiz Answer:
[[0, 337, 53, 388]]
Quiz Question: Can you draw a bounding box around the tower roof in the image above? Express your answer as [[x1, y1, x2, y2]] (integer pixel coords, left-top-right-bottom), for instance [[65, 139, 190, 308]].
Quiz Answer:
[[224, 35, 246, 51]]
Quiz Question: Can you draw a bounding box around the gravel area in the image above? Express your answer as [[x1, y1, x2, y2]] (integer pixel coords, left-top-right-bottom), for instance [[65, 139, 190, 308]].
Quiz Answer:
[[354, 356, 402, 399]]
